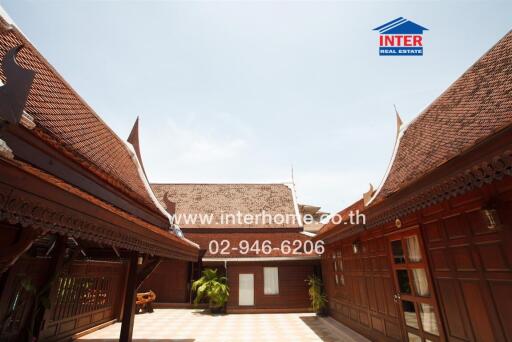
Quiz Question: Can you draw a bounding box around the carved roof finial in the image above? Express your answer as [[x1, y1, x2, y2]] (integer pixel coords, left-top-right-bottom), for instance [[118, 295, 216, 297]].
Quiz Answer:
[[363, 183, 375, 207], [0, 45, 35, 124], [394, 104, 403, 136], [127, 116, 146, 175]]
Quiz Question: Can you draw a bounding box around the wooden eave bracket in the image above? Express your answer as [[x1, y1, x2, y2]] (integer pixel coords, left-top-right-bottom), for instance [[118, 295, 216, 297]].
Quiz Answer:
[[0, 227, 42, 274], [135, 256, 161, 290]]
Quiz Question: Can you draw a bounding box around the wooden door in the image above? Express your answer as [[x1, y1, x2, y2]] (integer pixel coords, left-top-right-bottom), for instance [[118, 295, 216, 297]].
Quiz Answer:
[[388, 229, 444, 342]]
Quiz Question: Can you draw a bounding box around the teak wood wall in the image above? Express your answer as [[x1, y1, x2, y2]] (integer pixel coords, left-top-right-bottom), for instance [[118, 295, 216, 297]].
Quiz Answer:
[[322, 176, 512, 342], [141, 259, 190, 303], [225, 261, 317, 313]]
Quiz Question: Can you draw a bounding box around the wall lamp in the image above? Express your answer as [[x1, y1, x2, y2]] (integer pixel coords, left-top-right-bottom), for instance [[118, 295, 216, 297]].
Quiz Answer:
[[352, 240, 362, 254], [481, 207, 501, 230]]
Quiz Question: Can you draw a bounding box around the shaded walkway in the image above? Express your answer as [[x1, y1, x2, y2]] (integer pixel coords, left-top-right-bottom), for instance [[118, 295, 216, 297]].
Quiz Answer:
[[79, 309, 369, 342]]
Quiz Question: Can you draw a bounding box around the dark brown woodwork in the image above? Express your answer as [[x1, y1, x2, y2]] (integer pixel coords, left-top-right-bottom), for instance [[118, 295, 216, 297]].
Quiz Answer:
[[0, 227, 40, 274], [320, 130, 512, 245], [32, 234, 67, 339], [0, 257, 51, 341], [135, 256, 161, 290], [366, 129, 512, 230], [141, 259, 190, 304], [0, 123, 168, 228], [323, 234, 402, 341], [387, 228, 444, 341], [421, 184, 512, 342], [120, 252, 139, 342], [323, 177, 512, 342], [39, 259, 127, 340], [225, 261, 317, 312], [0, 160, 197, 261]]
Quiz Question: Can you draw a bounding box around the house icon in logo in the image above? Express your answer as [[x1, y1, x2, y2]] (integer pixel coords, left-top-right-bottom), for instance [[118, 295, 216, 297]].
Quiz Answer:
[[373, 17, 429, 56]]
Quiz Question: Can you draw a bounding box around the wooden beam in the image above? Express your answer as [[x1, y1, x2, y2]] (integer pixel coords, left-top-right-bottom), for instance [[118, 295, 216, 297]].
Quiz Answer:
[[120, 252, 139, 342], [1, 124, 168, 229]]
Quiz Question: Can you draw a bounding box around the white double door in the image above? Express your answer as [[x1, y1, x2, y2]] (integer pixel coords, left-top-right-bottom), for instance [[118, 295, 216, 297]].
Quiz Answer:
[[238, 273, 254, 306]]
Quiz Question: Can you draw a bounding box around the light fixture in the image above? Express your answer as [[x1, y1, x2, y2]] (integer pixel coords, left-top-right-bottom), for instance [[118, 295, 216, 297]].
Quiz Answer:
[[352, 240, 361, 254], [395, 218, 402, 229], [138, 256, 144, 265], [481, 207, 501, 230]]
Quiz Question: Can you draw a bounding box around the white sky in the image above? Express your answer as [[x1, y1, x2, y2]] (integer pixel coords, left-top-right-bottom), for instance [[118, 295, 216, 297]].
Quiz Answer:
[[2, 0, 510, 214]]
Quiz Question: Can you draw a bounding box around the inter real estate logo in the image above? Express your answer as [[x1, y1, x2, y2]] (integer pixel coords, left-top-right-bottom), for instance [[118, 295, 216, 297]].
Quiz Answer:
[[373, 17, 428, 56]]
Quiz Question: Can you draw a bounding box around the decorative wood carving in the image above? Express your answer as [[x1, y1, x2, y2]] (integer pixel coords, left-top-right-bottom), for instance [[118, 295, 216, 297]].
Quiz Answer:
[[368, 150, 512, 228], [0, 185, 194, 260]]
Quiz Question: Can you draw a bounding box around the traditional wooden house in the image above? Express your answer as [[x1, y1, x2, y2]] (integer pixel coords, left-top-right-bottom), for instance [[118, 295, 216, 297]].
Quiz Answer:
[[0, 10, 199, 342], [316, 31, 512, 341], [143, 183, 321, 312]]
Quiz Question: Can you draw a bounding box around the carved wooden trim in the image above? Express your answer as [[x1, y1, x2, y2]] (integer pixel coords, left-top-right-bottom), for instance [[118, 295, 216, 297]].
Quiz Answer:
[[367, 150, 512, 228], [0, 186, 196, 261]]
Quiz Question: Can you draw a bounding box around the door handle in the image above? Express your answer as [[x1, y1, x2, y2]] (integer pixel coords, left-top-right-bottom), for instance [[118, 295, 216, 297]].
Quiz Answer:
[[393, 293, 401, 303]]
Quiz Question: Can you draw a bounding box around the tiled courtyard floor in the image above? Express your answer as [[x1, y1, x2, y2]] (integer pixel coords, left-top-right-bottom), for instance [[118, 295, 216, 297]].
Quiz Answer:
[[79, 309, 369, 342]]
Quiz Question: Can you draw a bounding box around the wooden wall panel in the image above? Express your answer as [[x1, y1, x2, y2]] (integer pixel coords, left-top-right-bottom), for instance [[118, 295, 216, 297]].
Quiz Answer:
[[226, 261, 316, 311], [141, 259, 190, 303], [322, 233, 402, 341], [422, 178, 512, 342]]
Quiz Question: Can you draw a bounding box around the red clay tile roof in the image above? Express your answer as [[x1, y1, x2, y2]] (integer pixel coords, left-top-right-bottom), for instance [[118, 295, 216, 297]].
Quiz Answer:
[[374, 31, 512, 202], [186, 232, 318, 258], [0, 17, 162, 216], [151, 184, 301, 229]]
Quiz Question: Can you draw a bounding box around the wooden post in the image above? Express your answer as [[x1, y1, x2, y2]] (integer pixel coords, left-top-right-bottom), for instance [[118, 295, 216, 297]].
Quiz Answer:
[[188, 261, 194, 304], [33, 234, 67, 339], [120, 252, 138, 342]]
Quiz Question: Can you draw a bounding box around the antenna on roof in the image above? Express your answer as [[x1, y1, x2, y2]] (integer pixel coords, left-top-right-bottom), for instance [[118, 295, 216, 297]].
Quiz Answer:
[[394, 104, 403, 136]]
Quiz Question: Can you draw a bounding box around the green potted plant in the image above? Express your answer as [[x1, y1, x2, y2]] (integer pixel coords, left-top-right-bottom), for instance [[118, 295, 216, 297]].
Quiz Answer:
[[306, 274, 328, 316], [192, 268, 229, 314]]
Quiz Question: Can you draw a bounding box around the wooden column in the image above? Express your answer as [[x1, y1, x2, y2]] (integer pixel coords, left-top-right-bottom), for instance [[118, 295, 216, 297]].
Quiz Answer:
[[33, 234, 67, 339], [120, 252, 139, 342], [188, 261, 194, 304]]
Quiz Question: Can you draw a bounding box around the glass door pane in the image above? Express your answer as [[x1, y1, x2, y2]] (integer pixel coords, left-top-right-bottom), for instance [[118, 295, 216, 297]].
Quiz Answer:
[[405, 235, 422, 262], [391, 240, 406, 264], [397, 270, 412, 294], [412, 268, 430, 297], [420, 303, 440, 336], [389, 231, 443, 341], [402, 300, 419, 329]]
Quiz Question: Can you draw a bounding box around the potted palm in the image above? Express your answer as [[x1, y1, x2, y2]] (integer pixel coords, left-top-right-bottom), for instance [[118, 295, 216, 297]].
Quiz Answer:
[[192, 268, 229, 314], [306, 274, 328, 316]]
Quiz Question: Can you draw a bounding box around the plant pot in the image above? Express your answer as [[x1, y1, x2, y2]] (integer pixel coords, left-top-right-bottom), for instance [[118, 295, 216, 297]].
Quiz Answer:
[[316, 308, 328, 317], [210, 306, 224, 314]]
